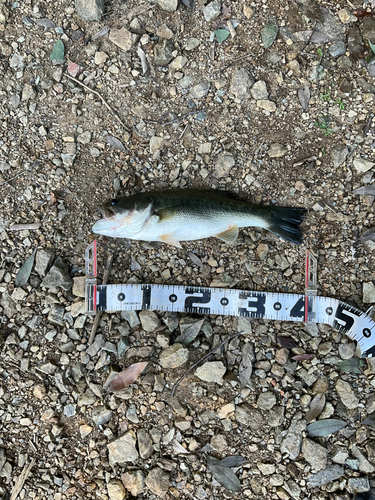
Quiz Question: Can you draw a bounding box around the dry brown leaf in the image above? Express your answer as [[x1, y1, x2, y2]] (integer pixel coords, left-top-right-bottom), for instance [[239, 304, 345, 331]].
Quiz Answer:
[[305, 393, 326, 423], [107, 362, 148, 392]]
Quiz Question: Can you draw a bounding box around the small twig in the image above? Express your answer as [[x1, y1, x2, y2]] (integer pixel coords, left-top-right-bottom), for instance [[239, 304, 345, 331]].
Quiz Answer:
[[0, 169, 28, 187], [227, 20, 236, 38], [88, 241, 120, 345], [137, 44, 149, 75], [145, 110, 202, 127], [10, 458, 36, 500], [171, 332, 243, 397], [220, 53, 252, 73], [365, 113, 374, 136], [9, 223, 40, 231], [178, 122, 189, 140], [293, 156, 317, 168], [63, 73, 130, 132]]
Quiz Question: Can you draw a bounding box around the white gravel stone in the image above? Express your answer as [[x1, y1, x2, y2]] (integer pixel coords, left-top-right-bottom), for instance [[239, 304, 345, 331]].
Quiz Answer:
[[196, 361, 226, 385], [107, 432, 138, 466], [159, 343, 189, 368], [336, 379, 359, 409]]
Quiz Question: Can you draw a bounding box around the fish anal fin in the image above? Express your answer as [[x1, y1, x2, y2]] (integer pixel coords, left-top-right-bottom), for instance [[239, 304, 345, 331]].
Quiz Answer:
[[159, 233, 182, 248], [215, 225, 239, 244]]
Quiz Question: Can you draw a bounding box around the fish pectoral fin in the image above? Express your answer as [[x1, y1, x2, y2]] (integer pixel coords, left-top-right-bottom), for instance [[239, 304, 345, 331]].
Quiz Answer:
[[159, 233, 182, 248], [215, 225, 239, 244]]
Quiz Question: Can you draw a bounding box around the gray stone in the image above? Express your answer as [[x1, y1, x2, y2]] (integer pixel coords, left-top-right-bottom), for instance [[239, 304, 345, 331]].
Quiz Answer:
[[86, 334, 105, 357], [189, 81, 210, 99], [307, 465, 344, 487], [331, 445, 349, 464], [35, 249, 55, 277], [121, 470, 145, 496], [336, 379, 359, 409], [251, 80, 268, 100], [258, 463, 275, 475], [346, 477, 370, 494], [63, 404, 76, 417], [338, 343, 356, 359], [203, 0, 221, 22], [213, 152, 235, 178], [91, 406, 112, 426], [117, 337, 129, 355], [184, 38, 200, 51], [1, 292, 17, 318], [196, 361, 226, 385], [283, 480, 301, 500], [48, 305, 65, 326], [107, 480, 125, 500], [108, 432, 138, 466], [137, 429, 153, 459], [302, 438, 327, 470], [331, 145, 349, 168], [109, 27, 139, 52], [230, 68, 254, 100], [139, 309, 161, 332], [10, 53, 25, 70], [41, 256, 72, 290], [280, 419, 305, 460], [77, 131, 92, 144], [363, 282, 375, 304], [269, 405, 285, 427], [145, 468, 170, 497], [152, 0, 178, 12], [121, 310, 140, 328], [257, 391, 276, 410], [154, 39, 174, 66], [353, 158, 375, 174], [268, 143, 288, 158], [159, 344, 189, 368], [75, 0, 104, 21], [328, 41, 346, 58], [235, 404, 263, 430], [351, 445, 375, 473]]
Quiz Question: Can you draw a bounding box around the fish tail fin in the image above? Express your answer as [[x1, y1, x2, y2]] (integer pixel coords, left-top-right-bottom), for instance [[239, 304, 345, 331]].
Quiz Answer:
[[267, 207, 307, 244]]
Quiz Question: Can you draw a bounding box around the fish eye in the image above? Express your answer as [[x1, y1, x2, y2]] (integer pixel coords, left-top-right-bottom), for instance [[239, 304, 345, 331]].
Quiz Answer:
[[110, 199, 119, 206]]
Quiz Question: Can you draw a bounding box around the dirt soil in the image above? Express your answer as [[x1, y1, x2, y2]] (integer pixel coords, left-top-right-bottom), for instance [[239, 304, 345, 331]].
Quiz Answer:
[[1, 0, 375, 499]]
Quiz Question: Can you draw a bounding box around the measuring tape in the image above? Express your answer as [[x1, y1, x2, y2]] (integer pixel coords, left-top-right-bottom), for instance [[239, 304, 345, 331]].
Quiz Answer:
[[85, 242, 375, 358]]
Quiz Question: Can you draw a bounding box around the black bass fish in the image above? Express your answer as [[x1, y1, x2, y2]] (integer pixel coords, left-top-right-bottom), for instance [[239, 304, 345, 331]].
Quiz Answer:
[[92, 189, 307, 248]]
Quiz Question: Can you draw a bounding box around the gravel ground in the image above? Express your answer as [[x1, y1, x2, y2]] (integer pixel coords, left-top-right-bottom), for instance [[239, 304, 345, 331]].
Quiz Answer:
[[1, 0, 375, 498]]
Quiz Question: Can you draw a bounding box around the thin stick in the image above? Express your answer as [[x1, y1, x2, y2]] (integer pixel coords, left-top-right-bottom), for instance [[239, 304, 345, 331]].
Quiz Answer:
[[171, 332, 243, 397], [88, 241, 120, 345], [0, 169, 27, 187], [293, 156, 317, 167], [220, 53, 252, 73], [145, 110, 201, 126], [9, 223, 41, 231], [10, 458, 36, 500], [63, 73, 129, 131], [365, 113, 374, 136], [178, 122, 189, 140]]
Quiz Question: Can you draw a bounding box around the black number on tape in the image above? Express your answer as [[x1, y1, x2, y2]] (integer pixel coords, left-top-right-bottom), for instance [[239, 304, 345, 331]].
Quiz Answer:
[[142, 286, 151, 309], [221, 297, 229, 306], [169, 294, 177, 303], [238, 293, 266, 318], [117, 293, 125, 302], [184, 288, 211, 313], [363, 328, 371, 339], [274, 302, 282, 311], [333, 303, 360, 333], [290, 297, 305, 318], [326, 307, 333, 315]]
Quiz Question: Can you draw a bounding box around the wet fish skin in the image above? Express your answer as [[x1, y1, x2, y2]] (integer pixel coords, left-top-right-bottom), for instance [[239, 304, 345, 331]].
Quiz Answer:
[[92, 189, 307, 247]]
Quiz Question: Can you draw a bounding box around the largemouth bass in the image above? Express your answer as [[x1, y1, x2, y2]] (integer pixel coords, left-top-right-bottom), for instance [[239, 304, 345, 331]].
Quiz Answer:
[[92, 189, 307, 247]]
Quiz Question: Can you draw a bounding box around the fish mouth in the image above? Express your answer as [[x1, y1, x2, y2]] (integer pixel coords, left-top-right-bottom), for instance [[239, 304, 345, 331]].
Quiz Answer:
[[97, 205, 115, 219]]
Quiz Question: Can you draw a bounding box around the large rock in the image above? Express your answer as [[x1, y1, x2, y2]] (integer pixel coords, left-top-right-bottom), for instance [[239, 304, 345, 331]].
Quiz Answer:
[[109, 27, 139, 52], [302, 438, 328, 470], [213, 152, 235, 178], [121, 470, 145, 496], [107, 480, 125, 500], [159, 344, 189, 368], [335, 379, 359, 409], [196, 361, 226, 385], [145, 468, 169, 497], [107, 432, 138, 466], [41, 256, 73, 290], [75, 0, 104, 21], [280, 418, 305, 460], [230, 68, 254, 100], [307, 465, 344, 487]]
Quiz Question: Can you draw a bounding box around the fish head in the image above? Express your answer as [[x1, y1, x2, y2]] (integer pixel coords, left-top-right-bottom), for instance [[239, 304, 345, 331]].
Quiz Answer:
[[92, 197, 152, 238]]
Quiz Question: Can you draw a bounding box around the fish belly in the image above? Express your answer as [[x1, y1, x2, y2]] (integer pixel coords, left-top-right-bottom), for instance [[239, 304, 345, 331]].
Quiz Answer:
[[134, 212, 268, 243]]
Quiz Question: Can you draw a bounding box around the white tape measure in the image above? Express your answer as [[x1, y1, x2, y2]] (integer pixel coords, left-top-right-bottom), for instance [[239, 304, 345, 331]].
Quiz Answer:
[[85, 242, 375, 358]]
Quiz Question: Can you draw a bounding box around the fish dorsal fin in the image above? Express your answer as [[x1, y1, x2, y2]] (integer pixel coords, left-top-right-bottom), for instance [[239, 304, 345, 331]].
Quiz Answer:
[[215, 225, 239, 244], [159, 232, 182, 248]]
